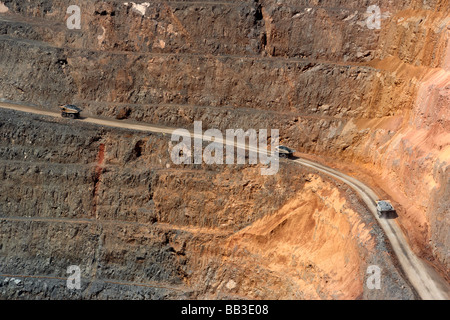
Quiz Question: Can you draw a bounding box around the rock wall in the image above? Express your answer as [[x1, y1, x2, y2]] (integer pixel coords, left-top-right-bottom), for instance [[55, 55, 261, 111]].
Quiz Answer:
[[0, 0, 448, 295], [0, 109, 415, 299]]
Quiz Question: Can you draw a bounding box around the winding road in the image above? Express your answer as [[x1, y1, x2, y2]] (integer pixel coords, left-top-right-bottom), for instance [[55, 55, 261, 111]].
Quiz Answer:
[[1, 100, 449, 300]]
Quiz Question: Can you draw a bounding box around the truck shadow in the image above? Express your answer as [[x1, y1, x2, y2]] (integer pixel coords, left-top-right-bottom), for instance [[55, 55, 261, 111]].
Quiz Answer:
[[381, 211, 399, 219]]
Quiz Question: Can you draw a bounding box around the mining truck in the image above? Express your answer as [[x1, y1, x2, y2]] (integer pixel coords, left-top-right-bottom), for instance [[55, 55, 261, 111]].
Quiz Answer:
[[376, 200, 396, 219], [60, 104, 82, 119], [275, 145, 296, 158]]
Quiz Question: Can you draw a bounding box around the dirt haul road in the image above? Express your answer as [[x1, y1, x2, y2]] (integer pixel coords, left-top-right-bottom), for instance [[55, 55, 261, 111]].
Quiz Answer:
[[1, 101, 449, 300]]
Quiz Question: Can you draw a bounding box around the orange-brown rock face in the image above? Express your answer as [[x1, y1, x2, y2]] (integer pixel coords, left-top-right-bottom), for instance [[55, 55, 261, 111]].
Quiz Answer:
[[225, 176, 375, 299], [333, 10, 450, 276]]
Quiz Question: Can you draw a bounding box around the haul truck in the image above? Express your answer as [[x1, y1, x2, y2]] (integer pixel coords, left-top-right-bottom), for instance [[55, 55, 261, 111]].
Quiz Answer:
[[376, 200, 396, 219], [275, 145, 296, 158], [60, 104, 82, 119]]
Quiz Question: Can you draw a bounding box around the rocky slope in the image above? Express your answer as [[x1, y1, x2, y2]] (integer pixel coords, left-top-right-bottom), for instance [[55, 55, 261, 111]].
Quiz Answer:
[[0, 109, 414, 299], [0, 0, 448, 298]]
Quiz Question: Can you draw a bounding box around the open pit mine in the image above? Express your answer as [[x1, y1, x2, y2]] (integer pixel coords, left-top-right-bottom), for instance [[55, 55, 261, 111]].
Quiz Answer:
[[0, 0, 449, 301]]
